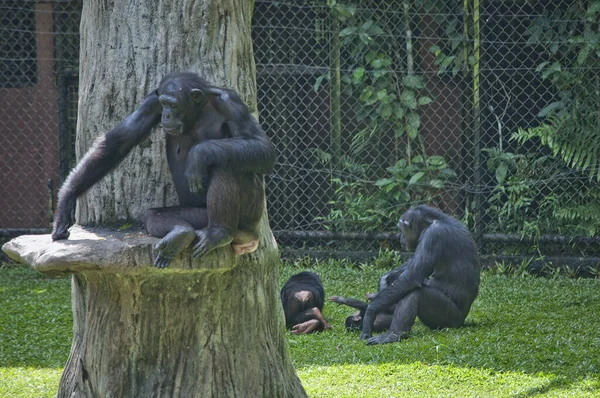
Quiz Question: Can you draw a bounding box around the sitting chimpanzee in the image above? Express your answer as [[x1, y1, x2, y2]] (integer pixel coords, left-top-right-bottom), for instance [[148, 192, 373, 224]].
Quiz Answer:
[[51, 72, 275, 268], [280, 272, 332, 334], [330, 205, 480, 345]]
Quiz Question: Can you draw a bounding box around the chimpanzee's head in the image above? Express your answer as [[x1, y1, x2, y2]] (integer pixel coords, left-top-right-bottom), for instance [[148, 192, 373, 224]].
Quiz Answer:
[[345, 311, 363, 331], [398, 207, 432, 251], [156, 72, 210, 136]]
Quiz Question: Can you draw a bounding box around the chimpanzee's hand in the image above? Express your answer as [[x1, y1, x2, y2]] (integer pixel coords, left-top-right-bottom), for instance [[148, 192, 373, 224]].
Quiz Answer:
[[207, 87, 229, 101], [359, 332, 372, 341], [51, 207, 73, 240], [185, 148, 209, 193], [186, 171, 208, 193]]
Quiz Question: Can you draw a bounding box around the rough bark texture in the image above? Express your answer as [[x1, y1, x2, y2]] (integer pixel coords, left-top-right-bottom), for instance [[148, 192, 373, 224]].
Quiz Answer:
[[3, 225, 306, 397], [2, 0, 307, 396]]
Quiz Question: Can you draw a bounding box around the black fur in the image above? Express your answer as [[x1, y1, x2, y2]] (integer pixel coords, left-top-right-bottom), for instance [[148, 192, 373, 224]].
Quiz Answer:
[[280, 272, 330, 333], [52, 72, 276, 268], [333, 205, 480, 345]]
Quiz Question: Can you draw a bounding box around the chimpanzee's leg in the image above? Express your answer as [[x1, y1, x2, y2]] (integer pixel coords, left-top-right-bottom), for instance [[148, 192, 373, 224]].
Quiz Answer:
[[365, 289, 419, 345], [366, 285, 463, 345], [416, 285, 464, 329], [143, 207, 208, 268], [290, 307, 331, 334], [192, 170, 264, 258], [191, 170, 239, 258]]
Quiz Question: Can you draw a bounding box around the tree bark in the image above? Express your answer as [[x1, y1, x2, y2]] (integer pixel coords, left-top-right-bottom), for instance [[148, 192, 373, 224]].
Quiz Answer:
[[32, 0, 306, 396], [3, 225, 306, 397]]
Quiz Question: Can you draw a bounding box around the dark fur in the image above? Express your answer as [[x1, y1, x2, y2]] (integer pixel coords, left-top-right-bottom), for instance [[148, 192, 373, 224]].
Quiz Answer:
[[52, 72, 276, 268], [333, 205, 480, 345], [280, 272, 329, 332]]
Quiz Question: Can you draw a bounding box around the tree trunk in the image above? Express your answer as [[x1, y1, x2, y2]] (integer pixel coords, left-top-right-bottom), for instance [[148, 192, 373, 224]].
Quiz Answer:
[[47, 0, 305, 396]]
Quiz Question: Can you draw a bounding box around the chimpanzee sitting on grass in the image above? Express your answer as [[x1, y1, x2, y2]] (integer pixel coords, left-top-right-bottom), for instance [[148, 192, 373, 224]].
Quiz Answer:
[[280, 272, 332, 334], [330, 205, 480, 345]]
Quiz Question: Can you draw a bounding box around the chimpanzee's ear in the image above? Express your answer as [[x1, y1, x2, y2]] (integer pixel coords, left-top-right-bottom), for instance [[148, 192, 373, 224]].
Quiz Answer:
[[190, 88, 205, 103]]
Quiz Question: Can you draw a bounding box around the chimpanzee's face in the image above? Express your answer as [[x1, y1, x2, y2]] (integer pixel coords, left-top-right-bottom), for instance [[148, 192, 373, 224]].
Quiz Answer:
[[398, 209, 422, 251], [345, 312, 363, 330], [157, 78, 205, 136]]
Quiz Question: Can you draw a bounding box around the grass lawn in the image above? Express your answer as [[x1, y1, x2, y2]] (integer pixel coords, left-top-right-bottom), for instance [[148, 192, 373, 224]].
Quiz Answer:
[[1, 260, 599, 397]]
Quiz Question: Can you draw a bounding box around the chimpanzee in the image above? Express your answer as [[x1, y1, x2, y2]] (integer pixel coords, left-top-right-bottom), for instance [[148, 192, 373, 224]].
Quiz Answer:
[[51, 72, 275, 268], [280, 272, 332, 334], [330, 205, 480, 345]]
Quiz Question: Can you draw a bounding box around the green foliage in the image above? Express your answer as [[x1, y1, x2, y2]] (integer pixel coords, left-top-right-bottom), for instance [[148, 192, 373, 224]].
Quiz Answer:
[[484, 148, 600, 237], [517, 2, 600, 181], [315, 2, 455, 231], [322, 154, 455, 231]]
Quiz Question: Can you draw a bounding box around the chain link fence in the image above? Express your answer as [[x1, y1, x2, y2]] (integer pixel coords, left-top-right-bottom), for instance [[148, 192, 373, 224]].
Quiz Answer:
[[254, 0, 600, 269], [0, 0, 81, 256], [1, 1, 599, 270]]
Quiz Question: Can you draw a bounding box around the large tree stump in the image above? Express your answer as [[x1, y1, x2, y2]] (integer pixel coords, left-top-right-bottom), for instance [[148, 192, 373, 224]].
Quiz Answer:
[[3, 224, 306, 397]]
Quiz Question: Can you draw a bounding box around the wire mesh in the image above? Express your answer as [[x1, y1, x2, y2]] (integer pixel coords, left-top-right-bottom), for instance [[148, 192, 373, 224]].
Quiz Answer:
[[253, 0, 600, 261], [1, 0, 598, 265]]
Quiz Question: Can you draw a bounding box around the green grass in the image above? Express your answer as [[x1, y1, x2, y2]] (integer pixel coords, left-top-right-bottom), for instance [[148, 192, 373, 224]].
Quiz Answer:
[[1, 261, 599, 397]]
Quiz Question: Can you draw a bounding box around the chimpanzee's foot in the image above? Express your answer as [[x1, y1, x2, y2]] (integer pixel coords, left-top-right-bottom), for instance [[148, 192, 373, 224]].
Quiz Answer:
[[359, 332, 372, 341], [154, 227, 196, 268], [291, 319, 322, 334], [366, 332, 401, 345], [192, 227, 233, 258], [232, 239, 259, 255], [305, 307, 332, 330]]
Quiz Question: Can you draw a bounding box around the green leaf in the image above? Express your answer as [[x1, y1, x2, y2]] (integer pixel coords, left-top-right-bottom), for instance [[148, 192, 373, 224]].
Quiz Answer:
[[495, 163, 508, 184], [407, 112, 421, 130], [353, 67, 365, 82], [428, 155, 446, 167], [393, 106, 405, 120], [535, 61, 548, 73], [409, 172, 425, 185], [541, 62, 561, 80], [577, 45, 592, 65], [314, 74, 327, 92], [401, 91, 418, 110], [407, 124, 418, 140], [339, 27, 358, 37], [429, 179, 445, 188], [402, 75, 424, 89], [375, 178, 394, 187], [587, 2, 600, 16], [418, 96, 433, 106], [381, 104, 392, 118], [538, 101, 564, 118]]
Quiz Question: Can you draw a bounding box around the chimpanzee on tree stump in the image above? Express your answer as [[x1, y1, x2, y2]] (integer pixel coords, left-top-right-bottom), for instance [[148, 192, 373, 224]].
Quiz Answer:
[[52, 72, 275, 269], [330, 205, 480, 345]]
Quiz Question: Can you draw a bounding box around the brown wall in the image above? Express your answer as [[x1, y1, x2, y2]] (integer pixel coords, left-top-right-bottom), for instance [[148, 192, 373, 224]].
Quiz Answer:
[[0, 3, 59, 229]]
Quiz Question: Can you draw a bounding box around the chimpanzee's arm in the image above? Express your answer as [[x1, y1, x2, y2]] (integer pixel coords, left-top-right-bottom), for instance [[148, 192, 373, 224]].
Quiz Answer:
[[52, 94, 161, 240], [186, 88, 276, 175], [360, 240, 435, 339], [329, 296, 368, 312], [378, 262, 411, 292]]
